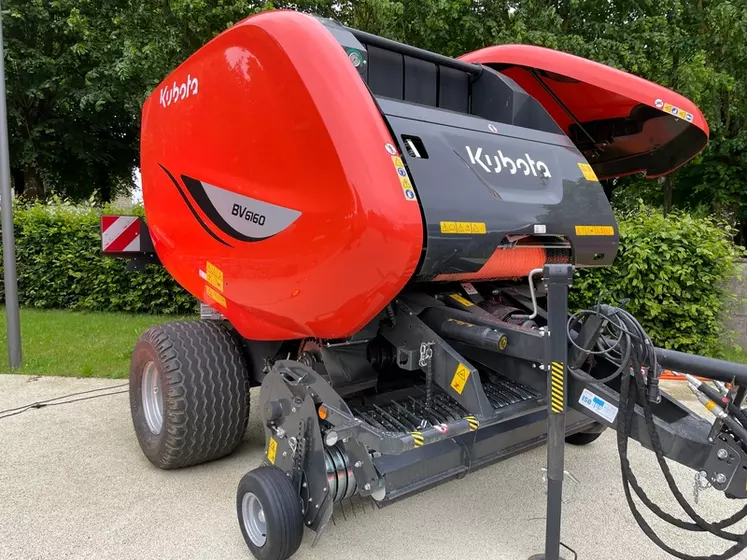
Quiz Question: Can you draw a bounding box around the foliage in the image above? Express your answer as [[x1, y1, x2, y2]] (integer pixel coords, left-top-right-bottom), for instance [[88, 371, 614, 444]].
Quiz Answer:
[[0, 200, 196, 315], [5, 0, 140, 201], [0, 308, 182, 377], [570, 204, 744, 356]]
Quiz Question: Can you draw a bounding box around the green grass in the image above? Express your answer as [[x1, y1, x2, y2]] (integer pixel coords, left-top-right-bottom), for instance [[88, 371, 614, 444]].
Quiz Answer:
[[0, 308, 185, 378]]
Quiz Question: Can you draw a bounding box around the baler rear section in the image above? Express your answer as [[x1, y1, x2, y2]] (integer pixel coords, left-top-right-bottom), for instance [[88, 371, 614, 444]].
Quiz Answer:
[[102, 10, 747, 560]]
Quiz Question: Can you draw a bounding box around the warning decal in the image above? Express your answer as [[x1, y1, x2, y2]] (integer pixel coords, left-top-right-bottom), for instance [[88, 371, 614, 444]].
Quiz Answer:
[[550, 361, 564, 413], [465, 416, 479, 431], [440, 221, 487, 234], [575, 225, 615, 236], [451, 363, 471, 395], [577, 163, 598, 182], [101, 215, 140, 252], [410, 431, 424, 447], [205, 285, 226, 308], [205, 261, 224, 292], [391, 155, 417, 201], [267, 437, 278, 464], [449, 293, 474, 307]]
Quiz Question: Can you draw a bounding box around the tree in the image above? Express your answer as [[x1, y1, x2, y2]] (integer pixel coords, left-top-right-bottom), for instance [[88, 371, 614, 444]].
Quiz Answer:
[[5, 0, 140, 201]]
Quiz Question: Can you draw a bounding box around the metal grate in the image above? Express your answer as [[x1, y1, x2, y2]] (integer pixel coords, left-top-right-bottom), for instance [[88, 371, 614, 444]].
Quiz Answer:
[[353, 374, 539, 432]]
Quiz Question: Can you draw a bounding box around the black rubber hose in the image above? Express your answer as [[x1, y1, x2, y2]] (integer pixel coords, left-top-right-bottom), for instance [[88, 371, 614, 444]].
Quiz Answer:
[[579, 304, 747, 559]]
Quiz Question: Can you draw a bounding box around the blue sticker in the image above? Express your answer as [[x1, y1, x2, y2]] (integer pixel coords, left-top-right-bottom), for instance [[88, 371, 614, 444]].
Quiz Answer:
[[579, 388, 618, 423], [404, 189, 416, 200]]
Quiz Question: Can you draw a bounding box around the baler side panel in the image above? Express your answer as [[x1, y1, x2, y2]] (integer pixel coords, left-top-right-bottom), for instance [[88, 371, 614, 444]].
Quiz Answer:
[[377, 100, 619, 279], [140, 11, 424, 340]]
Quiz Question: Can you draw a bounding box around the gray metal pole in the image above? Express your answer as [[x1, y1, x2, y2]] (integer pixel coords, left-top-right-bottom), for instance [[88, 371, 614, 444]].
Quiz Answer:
[[0, 2, 22, 368], [529, 264, 574, 560]]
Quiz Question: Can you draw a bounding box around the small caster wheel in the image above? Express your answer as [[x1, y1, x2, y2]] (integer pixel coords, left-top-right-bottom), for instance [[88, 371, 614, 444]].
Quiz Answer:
[[237, 466, 304, 560]]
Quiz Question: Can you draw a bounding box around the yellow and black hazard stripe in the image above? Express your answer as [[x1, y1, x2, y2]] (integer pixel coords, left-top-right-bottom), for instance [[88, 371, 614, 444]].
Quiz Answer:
[[410, 431, 424, 447], [465, 416, 480, 431], [550, 361, 564, 413]]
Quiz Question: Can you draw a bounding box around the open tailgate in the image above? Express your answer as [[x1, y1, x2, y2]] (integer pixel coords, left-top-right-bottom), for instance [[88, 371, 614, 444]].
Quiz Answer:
[[459, 45, 709, 180]]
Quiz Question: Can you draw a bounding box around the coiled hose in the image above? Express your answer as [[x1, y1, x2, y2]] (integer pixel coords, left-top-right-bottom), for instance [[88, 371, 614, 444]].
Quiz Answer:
[[570, 304, 747, 559]]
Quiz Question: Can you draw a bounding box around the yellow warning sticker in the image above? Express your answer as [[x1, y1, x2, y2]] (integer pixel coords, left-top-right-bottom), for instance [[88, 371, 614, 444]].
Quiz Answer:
[[440, 221, 487, 234], [391, 156, 417, 201], [575, 225, 615, 236], [449, 293, 474, 307], [410, 431, 424, 447], [205, 285, 227, 307], [451, 363, 471, 395], [205, 261, 224, 292], [577, 162, 598, 182], [267, 437, 277, 464]]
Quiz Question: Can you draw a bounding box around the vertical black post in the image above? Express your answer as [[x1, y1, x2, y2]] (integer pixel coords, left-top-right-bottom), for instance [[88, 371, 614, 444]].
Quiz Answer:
[[529, 263, 574, 560]]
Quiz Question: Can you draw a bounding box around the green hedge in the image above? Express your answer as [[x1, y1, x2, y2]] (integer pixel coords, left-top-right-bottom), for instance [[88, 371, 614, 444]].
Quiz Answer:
[[570, 204, 743, 356], [0, 200, 196, 315]]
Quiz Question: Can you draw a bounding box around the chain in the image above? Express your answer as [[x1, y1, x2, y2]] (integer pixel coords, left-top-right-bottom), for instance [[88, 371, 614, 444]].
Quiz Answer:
[[419, 342, 435, 410], [419, 342, 434, 368]]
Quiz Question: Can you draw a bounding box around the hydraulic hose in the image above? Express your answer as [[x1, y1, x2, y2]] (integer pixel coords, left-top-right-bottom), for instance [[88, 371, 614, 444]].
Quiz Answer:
[[572, 303, 747, 559]]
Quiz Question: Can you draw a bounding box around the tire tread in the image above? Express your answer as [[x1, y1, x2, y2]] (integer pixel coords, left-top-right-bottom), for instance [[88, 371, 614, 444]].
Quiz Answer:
[[131, 320, 249, 469]]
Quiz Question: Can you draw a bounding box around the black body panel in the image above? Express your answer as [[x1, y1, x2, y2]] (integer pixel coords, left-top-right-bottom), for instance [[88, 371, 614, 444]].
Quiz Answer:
[[378, 99, 619, 278], [318, 17, 620, 280]]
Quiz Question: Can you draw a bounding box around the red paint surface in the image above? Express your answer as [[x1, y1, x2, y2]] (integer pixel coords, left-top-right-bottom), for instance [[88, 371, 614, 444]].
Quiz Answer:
[[140, 11, 423, 340]]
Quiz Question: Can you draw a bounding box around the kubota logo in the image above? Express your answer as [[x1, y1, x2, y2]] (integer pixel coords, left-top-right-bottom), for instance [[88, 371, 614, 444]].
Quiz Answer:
[[159, 74, 199, 108], [466, 146, 551, 178]]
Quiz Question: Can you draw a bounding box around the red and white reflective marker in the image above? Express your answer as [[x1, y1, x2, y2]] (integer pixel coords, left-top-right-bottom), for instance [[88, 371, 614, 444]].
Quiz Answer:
[[101, 215, 140, 252]]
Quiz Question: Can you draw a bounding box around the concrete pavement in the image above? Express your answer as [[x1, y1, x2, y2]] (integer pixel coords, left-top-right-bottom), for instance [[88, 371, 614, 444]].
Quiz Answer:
[[1, 375, 746, 560]]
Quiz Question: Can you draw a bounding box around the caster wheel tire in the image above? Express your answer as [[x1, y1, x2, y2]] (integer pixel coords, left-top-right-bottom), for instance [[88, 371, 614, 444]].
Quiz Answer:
[[565, 430, 604, 446], [237, 466, 304, 560], [130, 320, 249, 469]]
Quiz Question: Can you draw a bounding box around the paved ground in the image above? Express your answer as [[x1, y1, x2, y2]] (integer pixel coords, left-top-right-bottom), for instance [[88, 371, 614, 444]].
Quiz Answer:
[[1, 375, 747, 560]]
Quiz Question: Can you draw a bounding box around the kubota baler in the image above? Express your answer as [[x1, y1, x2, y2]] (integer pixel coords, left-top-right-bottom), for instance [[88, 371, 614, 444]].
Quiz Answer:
[[102, 10, 747, 560]]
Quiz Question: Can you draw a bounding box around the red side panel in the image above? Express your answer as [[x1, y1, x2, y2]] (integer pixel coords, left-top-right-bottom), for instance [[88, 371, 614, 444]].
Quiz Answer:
[[460, 45, 709, 179], [140, 11, 423, 340]]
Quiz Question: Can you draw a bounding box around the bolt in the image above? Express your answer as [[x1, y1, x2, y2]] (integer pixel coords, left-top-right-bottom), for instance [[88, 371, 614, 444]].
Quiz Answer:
[[315, 504, 320, 509], [323, 487, 327, 492], [302, 482, 307, 488], [282, 451, 287, 457], [716, 473, 727, 484], [717, 449, 729, 460], [363, 483, 371, 491], [291, 407, 297, 413], [308, 497, 313, 502], [354, 461, 363, 468], [343, 438, 349, 443], [276, 427, 286, 438], [307, 521, 312, 526]]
